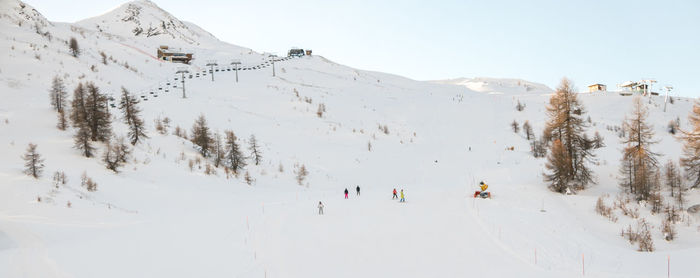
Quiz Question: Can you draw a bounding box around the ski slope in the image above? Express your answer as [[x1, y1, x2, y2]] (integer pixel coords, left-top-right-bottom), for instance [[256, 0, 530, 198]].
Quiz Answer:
[[1, 1, 699, 277]]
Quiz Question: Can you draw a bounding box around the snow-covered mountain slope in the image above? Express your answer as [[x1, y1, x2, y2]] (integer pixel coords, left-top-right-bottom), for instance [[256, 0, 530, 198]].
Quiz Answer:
[[1, 1, 699, 277], [434, 77, 553, 95]]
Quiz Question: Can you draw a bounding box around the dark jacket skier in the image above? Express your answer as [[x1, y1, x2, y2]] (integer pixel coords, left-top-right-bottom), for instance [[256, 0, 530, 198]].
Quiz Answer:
[[344, 188, 349, 199], [356, 186, 360, 196]]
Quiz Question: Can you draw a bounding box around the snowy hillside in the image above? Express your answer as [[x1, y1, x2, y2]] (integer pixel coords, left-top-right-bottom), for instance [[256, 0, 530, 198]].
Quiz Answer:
[[1, 1, 699, 278], [433, 77, 553, 95]]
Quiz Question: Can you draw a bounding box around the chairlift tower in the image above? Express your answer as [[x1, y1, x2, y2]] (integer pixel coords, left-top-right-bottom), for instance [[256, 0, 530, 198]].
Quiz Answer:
[[176, 67, 189, 98], [267, 53, 278, 77], [231, 59, 241, 83], [663, 86, 673, 112], [206, 60, 218, 82]]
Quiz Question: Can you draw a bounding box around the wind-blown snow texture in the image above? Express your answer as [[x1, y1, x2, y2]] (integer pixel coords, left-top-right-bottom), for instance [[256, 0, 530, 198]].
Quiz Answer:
[[1, 1, 699, 277]]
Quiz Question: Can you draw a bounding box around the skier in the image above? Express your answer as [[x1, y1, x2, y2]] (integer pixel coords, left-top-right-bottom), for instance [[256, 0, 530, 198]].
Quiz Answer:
[[344, 188, 349, 199], [400, 189, 405, 202], [392, 188, 398, 199], [318, 201, 324, 215], [356, 185, 361, 196]]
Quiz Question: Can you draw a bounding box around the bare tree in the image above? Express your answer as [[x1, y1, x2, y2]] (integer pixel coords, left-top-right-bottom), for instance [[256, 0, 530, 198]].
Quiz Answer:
[[296, 164, 308, 185], [22, 143, 44, 178], [515, 100, 525, 111], [511, 120, 520, 133], [69, 37, 80, 57], [118, 87, 147, 145], [103, 137, 131, 172], [249, 134, 262, 165], [81, 172, 97, 192]]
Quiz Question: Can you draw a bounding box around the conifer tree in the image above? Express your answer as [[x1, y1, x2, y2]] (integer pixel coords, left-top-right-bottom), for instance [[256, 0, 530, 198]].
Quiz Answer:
[[543, 78, 595, 191], [118, 87, 148, 145], [249, 134, 262, 165], [212, 131, 224, 168], [69, 37, 80, 57], [224, 130, 246, 174], [84, 82, 111, 142], [522, 120, 533, 140], [680, 100, 700, 188], [49, 76, 67, 112], [190, 114, 213, 157], [544, 139, 571, 193], [22, 143, 44, 178], [619, 97, 659, 201]]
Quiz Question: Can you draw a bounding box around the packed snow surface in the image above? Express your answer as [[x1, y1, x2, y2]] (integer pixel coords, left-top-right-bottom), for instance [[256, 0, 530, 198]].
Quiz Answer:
[[1, 1, 699, 277]]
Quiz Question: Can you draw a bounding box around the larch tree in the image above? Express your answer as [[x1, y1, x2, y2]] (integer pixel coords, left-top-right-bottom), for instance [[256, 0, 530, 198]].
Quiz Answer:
[[103, 136, 131, 172], [511, 120, 520, 133], [619, 97, 659, 201], [664, 160, 682, 198], [49, 76, 67, 112], [522, 120, 533, 140], [84, 82, 111, 142], [118, 87, 148, 145], [249, 134, 262, 165], [544, 139, 571, 193], [224, 130, 246, 174], [70, 83, 94, 157], [680, 100, 700, 188], [212, 131, 224, 168], [69, 37, 80, 57], [543, 78, 595, 192], [22, 143, 44, 178], [190, 114, 213, 157]]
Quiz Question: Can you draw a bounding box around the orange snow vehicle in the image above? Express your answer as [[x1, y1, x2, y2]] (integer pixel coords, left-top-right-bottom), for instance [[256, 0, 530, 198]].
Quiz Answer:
[[473, 181, 491, 198]]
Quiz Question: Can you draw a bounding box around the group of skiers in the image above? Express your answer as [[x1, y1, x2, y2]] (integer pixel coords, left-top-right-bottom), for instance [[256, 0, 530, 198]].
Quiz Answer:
[[317, 186, 406, 215]]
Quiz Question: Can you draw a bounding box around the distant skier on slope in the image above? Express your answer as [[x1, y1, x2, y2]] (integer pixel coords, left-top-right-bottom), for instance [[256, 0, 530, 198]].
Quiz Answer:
[[356, 185, 360, 196], [318, 201, 324, 215], [400, 189, 405, 202], [392, 188, 398, 199], [344, 188, 349, 199]]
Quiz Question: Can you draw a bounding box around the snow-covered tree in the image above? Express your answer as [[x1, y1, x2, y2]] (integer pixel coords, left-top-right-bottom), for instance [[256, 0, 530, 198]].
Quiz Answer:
[[22, 143, 44, 178]]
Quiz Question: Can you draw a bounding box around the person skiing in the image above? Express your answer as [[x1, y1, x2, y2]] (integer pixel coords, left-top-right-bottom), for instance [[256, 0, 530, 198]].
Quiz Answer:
[[356, 185, 361, 196], [344, 188, 349, 199], [318, 201, 324, 215], [392, 188, 398, 199], [400, 189, 405, 202]]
